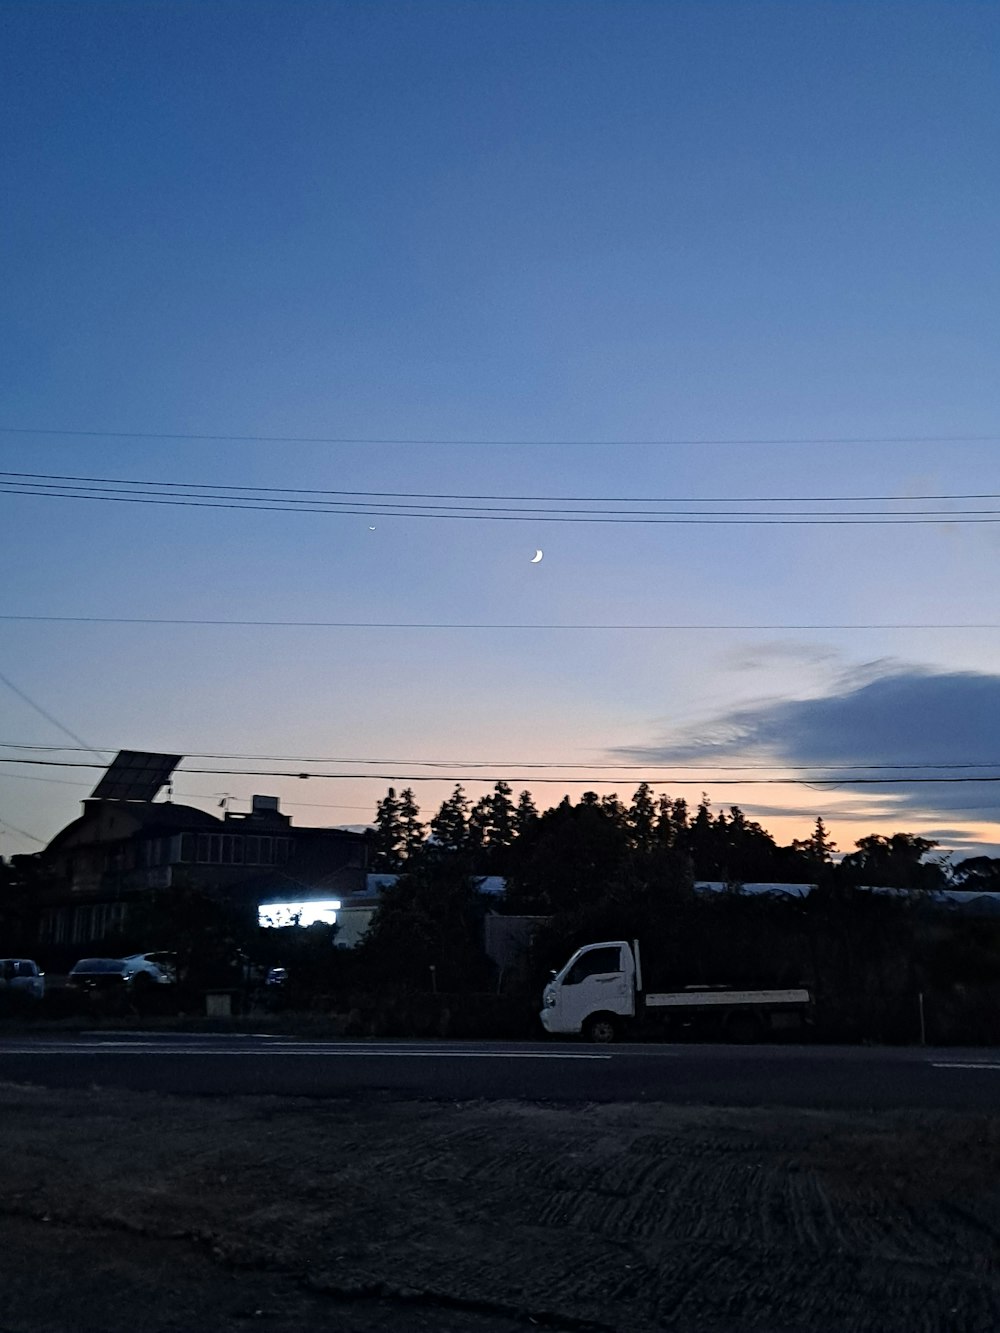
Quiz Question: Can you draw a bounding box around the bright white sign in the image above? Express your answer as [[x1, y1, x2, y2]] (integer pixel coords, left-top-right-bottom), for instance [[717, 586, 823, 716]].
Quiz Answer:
[[257, 899, 341, 928]]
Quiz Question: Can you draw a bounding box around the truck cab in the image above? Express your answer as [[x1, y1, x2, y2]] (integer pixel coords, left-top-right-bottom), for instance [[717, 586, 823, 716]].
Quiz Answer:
[[540, 940, 636, 1042]]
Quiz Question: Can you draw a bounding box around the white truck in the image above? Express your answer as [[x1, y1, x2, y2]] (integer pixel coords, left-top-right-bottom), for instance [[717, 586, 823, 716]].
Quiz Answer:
[[540, 939, 812, 1043]]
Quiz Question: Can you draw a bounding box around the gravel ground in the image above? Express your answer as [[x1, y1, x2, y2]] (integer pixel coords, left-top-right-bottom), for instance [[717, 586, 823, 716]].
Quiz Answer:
[[2, 1082, 1000, 1332]]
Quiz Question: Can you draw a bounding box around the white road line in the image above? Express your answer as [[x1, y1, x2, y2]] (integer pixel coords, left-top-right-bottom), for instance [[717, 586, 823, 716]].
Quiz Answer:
[[932, 1061, 1000, 1071], [0, 1044, 613, 1060]]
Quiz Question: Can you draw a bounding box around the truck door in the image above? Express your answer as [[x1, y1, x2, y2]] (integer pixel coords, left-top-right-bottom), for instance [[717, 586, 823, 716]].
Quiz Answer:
[[552, 943, 633, 1034]]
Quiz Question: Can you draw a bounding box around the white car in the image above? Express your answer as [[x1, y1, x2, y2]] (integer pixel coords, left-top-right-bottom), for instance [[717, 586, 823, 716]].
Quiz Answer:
[[119, 952, 177, 985], [0, 958, 46, 1001]]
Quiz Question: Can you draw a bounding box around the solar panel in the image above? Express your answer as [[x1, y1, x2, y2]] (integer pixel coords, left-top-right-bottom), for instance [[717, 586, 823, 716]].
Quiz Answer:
[[91, 750, 182, 802]]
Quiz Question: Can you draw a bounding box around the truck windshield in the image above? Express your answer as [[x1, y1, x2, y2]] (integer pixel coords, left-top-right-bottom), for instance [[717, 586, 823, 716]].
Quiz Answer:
[[562, 946, 622, 986]]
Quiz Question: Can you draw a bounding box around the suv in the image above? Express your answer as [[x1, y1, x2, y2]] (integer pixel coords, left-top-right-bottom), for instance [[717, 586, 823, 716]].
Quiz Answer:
[[0, 958, 45, 1001]]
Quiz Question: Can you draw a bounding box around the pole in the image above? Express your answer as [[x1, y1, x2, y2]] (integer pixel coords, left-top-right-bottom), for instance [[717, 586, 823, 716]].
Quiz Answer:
[[918, 990, 926, 1046]]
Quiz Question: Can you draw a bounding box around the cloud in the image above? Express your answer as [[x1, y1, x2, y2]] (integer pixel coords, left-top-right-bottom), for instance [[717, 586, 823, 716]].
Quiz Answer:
[[616, 664, 1000, 828], [720, 640, 841, 674]]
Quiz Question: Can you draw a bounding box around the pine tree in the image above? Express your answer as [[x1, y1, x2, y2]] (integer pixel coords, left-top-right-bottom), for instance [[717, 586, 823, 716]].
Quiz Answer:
[[372, 787, 404, 870], [488, 780, 517, 851], [791, 816, 838, 877], [467, 795, 492, 856], [430, 784, 470, 853], [654, 793, 676, 848], [397, 788, 425, 862], [514, 789, 538, 838], [810, 817, 836, 862], [629, 782, 657, 855]]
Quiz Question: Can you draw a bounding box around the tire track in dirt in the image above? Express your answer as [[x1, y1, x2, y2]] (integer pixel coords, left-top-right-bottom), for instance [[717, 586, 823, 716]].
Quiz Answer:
[[4, 1088, 1000, 1330]]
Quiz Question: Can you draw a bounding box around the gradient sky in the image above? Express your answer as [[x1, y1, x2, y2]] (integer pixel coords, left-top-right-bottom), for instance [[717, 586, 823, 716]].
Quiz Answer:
[[3, 1, 1000, 862]]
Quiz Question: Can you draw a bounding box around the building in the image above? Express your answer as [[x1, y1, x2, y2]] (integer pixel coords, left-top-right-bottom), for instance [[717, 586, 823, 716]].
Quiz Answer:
[[33, 752, 368, 958]]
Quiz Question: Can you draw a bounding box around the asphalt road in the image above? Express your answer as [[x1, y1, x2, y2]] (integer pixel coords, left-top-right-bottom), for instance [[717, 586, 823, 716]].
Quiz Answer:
[[2, 1033, 1000, 1110]]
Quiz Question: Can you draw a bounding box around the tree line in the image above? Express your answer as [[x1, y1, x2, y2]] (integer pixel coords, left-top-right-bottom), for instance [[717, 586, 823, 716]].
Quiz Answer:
[[370, 780, 969, 903]]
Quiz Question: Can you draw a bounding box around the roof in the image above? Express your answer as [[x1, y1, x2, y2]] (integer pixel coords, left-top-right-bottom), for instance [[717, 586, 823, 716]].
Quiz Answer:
[[45, 800, 221, 852], [365, 873, 506, 897]]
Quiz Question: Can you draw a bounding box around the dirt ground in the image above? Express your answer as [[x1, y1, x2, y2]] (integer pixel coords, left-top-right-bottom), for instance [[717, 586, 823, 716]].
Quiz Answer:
[[2, 1084, 1000, 1332]]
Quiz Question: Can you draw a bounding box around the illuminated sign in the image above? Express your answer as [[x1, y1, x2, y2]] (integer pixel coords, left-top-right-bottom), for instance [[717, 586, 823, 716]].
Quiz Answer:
[[257, 899, 341, 928]]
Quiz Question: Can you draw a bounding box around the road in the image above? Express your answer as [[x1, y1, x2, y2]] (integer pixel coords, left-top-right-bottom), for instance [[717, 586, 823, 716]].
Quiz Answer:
[[2, 1032, 1000, 1109]]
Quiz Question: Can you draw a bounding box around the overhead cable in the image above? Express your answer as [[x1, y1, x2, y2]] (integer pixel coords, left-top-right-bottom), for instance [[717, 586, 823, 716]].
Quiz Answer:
[[2, 614, 999, 630], [2, 426, 999, 446], [2, 741, 999, 772], [3, 756, 1000, 785]]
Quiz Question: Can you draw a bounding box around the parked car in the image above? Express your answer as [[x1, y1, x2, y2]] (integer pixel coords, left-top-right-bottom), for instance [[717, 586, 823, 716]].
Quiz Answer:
[[119, 952, 177, 985], [67, 953, 176, 997], [0, 958, 45, 1001]]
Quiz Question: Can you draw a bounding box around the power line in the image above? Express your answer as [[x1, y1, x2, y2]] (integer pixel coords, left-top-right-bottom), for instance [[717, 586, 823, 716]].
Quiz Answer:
[[0, 671, 109, 764], [2, 614, 999, 631], [0, 816, 46, 846], [5, 479, 1000, 519], [5, 470, 1000, 504], [2, 426, 999, 446], [8, 480, 1000, 518], [3, 741, 1000, 773], [2, 756, 1000, 785]]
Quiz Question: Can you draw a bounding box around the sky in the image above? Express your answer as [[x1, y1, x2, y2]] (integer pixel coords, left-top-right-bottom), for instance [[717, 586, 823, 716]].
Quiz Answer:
[[2, 0, 1000, 863]]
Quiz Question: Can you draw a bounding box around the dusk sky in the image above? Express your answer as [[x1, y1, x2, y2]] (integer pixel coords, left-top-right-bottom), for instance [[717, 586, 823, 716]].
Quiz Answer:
[[3, 1, 1000, 863]]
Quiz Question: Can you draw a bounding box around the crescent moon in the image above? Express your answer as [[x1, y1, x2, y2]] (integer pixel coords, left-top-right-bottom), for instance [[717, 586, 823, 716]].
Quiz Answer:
[[531, 549, 543, 563]]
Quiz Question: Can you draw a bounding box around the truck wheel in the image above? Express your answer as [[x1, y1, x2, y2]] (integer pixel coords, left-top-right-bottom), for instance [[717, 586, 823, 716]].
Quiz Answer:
[[725, 1012, 764, 1044], [584, 1013, 618, 1044]]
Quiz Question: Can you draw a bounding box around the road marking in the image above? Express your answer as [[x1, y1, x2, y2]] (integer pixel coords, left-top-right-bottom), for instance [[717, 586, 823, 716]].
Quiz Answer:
[[932, 1061, 1000, 1071], [0, 1043, 613, 1060]]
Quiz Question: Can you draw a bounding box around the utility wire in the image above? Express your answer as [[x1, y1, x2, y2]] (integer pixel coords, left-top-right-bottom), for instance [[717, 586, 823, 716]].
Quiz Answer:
[[2, 614, 999, 630], [2, 742, 999, 773], [6, 479, 1000, 518], [2, 756, 1000, 785], [0, 671, 108, 764], [0, 818, 45, 846], [5, 470, 1000, 504], [5, 479, 1000, 519], [2, 426, 999, 446]]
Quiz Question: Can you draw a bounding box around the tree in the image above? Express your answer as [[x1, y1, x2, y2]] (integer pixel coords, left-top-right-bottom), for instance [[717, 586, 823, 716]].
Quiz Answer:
[[397, 788, 425, 862], [504, 794, 631, 915], [951, 856, 1000, 891], [361, 849, 492, 991], [467, 795, 492, 857], [840, 833, 946, 890], [430, 784, 470, 853], [372, 787, 404, 870], [628, 783, 657, 856], [488, 781, 517, 858], [791, 817, 838, 879], [514, 789, 538, 837], [129, 875, 254, 995]]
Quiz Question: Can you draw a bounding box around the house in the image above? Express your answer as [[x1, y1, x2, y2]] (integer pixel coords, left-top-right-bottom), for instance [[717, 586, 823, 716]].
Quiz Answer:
[[34, 753, 368, 958]]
